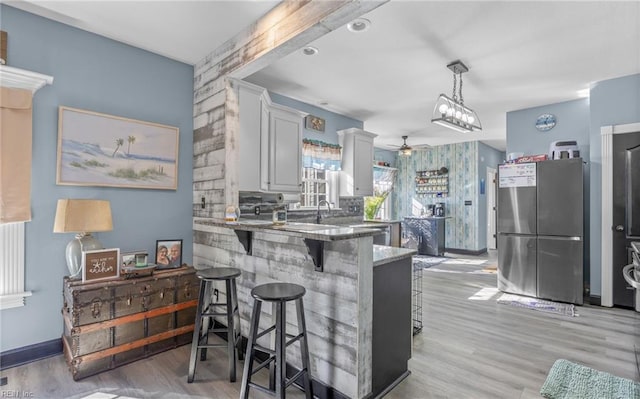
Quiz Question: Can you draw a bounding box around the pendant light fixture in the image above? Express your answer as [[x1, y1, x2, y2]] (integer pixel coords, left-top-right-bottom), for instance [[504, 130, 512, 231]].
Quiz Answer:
[[398, 135, 412, 156], [431, 60, 481, 133]]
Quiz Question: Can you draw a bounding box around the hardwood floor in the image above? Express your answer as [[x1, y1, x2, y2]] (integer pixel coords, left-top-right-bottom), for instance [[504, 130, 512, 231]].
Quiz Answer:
[[3, 252, 639, 398]]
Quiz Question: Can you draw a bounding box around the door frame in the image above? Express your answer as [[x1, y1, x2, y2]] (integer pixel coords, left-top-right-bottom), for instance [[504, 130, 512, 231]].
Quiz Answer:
[[486, 167, 497, 250], [601, 122, 640, 307]]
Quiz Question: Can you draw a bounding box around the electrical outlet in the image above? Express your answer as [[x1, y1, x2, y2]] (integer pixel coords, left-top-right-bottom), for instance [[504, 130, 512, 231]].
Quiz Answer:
[[254, 206, 260, 215]]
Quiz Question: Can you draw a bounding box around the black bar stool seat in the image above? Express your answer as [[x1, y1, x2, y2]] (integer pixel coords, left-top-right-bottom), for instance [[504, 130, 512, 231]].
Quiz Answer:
[[188, 267, 242, 383], [240, 282, 313, 399]]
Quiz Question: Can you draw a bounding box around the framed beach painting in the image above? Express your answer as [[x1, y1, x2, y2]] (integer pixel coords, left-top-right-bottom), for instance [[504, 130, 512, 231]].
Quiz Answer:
[[57, 106, 179, 190]]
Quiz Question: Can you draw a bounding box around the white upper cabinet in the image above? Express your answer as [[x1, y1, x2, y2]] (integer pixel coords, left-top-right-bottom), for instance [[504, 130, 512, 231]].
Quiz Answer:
[[234, 79, 304, 193], [338, 128, 377, 196], [237, 81, 265, 192], [267, 106, 302, 192]]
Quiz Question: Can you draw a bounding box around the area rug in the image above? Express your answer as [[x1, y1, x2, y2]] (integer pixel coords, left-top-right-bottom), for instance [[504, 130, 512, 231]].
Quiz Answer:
[[496, 293, 578, 317], [540, 359, 640, 398]]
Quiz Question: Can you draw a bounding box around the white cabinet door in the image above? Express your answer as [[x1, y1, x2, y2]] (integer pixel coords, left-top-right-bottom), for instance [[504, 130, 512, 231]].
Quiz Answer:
[[354, 134, 374, 196], [268, 107, 302, 192], [238, 83, 263, 192], [338, 128, 377, 196]]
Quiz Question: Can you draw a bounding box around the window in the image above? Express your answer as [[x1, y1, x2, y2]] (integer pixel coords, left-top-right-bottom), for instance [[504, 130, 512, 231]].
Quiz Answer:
[[300, 167, 338, 208], [377, 183, 393, 220]]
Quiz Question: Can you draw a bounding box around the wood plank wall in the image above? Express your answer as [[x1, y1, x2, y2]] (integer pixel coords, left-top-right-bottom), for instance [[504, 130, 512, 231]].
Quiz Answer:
[[191, 2, 388, 397], [193, 223, 373, 398]]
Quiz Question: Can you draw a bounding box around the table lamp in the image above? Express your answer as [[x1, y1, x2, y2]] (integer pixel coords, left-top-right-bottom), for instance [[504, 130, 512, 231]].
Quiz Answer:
[[53, 199, 113, 277]]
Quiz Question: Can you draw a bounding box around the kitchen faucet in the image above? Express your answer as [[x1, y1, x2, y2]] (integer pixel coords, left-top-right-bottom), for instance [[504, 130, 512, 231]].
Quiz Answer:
[[316, 200, 331, 224]]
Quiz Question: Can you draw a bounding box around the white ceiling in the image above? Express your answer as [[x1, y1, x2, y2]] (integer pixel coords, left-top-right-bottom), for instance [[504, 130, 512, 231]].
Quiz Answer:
[[7, 1, 640, 151]]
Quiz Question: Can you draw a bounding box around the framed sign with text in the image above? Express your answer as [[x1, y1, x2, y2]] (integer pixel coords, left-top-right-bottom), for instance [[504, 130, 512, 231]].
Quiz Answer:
[[82, 248, 120, 282]]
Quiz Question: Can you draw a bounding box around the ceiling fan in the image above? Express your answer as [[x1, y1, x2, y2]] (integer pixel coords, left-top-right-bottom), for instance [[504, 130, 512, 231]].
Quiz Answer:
[[389, 135, 430, 156]]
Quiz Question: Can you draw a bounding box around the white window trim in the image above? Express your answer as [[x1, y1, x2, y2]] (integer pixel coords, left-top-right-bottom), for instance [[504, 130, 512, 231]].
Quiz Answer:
[[0, 222, 32, 310], [0, 66, 51, 310], [300, 168, 339, 209]]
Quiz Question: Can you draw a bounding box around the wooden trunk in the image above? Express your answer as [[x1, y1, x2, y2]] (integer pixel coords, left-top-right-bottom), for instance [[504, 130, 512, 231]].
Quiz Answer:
[[62, 266, 199, 380]]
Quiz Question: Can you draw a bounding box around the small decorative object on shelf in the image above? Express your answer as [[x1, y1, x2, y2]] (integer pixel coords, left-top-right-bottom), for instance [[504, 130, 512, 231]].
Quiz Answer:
[[414, 167, 449, 197]]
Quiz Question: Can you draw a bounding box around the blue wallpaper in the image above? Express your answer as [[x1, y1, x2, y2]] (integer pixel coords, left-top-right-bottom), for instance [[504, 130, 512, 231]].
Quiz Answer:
[[1, 5, 194, 351], [395, 142, 481, 251]]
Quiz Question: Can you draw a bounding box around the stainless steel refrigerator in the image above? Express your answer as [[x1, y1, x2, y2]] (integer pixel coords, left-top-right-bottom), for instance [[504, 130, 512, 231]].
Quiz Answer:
[[497, 159, 584, 304]]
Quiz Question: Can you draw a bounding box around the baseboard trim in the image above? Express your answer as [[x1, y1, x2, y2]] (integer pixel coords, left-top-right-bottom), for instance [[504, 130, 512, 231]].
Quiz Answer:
[[0, 338, 62, 370], [588, 295, 601, 306], [445, 247, 487, 256]]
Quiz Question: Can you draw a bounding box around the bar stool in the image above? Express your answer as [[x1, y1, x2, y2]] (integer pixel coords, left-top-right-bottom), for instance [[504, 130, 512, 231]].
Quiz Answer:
[[239, 282, 313, 399], [188, 267, 242, 383]]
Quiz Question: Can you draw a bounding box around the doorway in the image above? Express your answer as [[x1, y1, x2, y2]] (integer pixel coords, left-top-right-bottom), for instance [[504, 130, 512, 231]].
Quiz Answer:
[[611, 132, 640, 307], [601, 122, 640, 307], [487, 167, 497, 250]]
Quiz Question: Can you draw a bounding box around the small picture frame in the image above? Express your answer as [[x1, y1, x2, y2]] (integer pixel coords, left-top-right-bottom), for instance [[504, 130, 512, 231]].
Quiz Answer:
[[305, 115, 325, 132], [155, 239, 182, 269], [121, 251, 149, 270], [83, 248, 120, 282]]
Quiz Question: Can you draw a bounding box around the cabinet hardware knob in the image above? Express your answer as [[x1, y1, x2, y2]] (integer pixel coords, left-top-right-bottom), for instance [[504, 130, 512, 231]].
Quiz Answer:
[[614, 225, 624, 232]]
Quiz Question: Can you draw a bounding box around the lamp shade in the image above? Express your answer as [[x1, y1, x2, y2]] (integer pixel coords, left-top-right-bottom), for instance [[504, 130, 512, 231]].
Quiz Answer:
[[53, 199, 113, 233]]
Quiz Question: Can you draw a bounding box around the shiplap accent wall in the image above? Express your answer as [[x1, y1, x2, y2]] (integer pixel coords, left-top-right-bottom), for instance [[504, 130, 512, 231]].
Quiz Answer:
[[395, 142, 480, 251], [191, 1, 388, 397]]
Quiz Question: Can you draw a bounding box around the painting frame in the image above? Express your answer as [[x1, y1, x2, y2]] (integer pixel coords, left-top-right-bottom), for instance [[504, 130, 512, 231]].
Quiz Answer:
[[155, 239, 183, 269], [121, 250, 148, 270], [57, 106, 179, 190], [305, 115, 325, 132], [82, 248, 120, 283]]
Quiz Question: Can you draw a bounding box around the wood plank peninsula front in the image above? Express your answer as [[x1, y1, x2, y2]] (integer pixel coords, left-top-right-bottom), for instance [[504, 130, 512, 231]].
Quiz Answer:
[[193, 219, 415, 398]]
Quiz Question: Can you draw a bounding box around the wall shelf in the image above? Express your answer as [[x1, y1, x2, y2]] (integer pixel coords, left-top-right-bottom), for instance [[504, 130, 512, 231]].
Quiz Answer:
[[415, 169, 448, 197]]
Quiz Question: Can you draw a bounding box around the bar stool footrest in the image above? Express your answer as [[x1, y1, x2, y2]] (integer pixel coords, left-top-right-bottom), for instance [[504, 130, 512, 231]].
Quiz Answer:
[[284, 368, 307, 389], [250, 355, 276, 375], [255, 325, 276, 340]]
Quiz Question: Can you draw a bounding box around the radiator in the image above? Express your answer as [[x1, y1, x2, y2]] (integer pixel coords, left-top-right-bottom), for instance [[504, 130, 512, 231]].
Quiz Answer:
[[0, 222, 31, 309]]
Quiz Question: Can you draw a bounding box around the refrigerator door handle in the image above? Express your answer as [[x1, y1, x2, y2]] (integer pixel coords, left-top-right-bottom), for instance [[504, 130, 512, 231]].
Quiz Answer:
[[537, 235, 582, 241]]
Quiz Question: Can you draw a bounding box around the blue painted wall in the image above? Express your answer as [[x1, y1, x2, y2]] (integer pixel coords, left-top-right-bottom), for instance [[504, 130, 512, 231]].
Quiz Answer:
[[506, 98, 590, 158], [1, 5, 194, 351]]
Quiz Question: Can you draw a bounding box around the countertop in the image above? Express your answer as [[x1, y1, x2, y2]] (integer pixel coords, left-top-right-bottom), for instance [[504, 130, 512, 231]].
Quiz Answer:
[[373, 245, 416, 266], [196, 219, 380, 241], [403, 216, 450, 220]]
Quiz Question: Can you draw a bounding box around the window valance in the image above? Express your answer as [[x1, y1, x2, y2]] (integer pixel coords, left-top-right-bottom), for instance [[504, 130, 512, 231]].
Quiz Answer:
[[1, 87, 33, 223], [302, 139, 341, 171]]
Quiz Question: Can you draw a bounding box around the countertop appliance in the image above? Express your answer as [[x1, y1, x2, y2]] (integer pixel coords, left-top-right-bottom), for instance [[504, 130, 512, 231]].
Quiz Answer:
[[434, 203, 445, 217], [497, 159, 584, 304]]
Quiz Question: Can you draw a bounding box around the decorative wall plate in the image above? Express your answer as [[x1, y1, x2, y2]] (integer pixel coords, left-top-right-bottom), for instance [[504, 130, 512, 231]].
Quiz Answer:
[[535, 113, 556, 131], [305, 115, 325, 132]]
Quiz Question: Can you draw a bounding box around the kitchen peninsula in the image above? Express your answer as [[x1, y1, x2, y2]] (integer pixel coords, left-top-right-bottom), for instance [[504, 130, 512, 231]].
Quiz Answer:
[[193, 219, 415, 398]]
